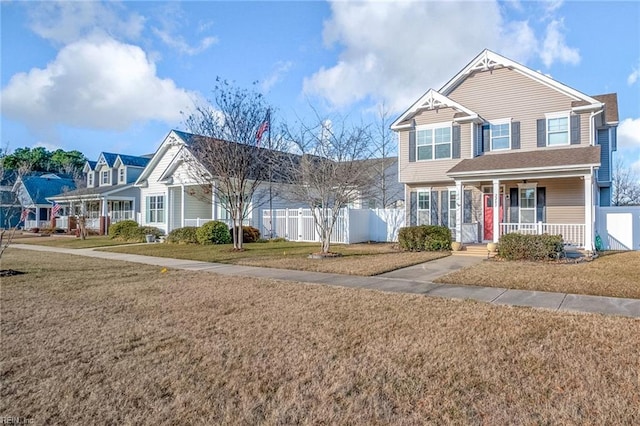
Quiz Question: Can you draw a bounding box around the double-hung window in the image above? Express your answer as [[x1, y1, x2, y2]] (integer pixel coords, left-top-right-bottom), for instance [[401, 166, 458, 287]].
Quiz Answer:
[[119, 168, 125, 183], [101, 170, 109, 185], [519, 185, 536, 223], [147, 195, 164, 223], [417, 190, 430, 225], [88, 173, 93, 187], [546, 113, 569, 146], [416, 124, 451, 160], [490, 120, 511, 151]]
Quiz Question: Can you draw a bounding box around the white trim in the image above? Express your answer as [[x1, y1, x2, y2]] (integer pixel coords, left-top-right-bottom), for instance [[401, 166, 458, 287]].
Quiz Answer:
[[390, 89, 480, 130], [489, 118, 512, 151], [545, 113, 570, 147], [517, 183, 538, 224], [439, 49, 601, 105], [416, 188, 431, 226]]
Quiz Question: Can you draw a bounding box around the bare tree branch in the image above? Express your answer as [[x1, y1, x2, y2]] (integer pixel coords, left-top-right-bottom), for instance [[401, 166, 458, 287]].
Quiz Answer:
[[612, 159, 640, 206]]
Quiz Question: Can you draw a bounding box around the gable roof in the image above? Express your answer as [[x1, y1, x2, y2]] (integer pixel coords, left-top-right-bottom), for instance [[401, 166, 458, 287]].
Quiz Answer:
[[17, 174, 76, 204], [96, 152, 118, 167], [447, 146, 601, 178], [114, 154, 150, 168], [84, 160, 97, 172], [391, 89, 480, 130], [392, 49, 606, 130]]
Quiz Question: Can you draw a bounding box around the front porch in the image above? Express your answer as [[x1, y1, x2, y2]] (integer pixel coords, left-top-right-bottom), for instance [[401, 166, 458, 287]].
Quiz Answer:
[[452, 174, 595, 250]]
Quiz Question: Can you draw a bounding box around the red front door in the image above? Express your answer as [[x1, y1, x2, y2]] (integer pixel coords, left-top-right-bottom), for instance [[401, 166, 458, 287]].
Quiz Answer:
[[483, 193, 504, 241]]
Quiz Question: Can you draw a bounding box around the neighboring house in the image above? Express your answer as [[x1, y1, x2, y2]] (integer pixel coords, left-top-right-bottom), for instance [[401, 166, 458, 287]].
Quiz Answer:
[[12, 173, 76, 229], [391, 49, 618, 250], [134, 130, 305, 235], [49, 152, 150, 234], [352, 157, 404, 209], [0, 170, 21, 229]]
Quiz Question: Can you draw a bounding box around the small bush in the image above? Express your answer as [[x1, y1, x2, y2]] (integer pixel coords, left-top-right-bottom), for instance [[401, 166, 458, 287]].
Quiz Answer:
[[109, 220, 139, 240], [197, 221, 231, 245], [398, 225, 452, 252], [166, 227, 199, 244], [230, 226, 261, 243], [498, 233, 564, 261]]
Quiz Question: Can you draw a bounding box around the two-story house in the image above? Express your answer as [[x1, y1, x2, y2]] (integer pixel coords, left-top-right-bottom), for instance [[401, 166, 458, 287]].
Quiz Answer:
[[391, 49, 618, 251], [49, 152, 150, 234]]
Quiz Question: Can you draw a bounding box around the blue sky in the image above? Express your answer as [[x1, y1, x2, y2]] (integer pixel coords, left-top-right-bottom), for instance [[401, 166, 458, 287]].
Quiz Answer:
[[1, 0, 639, 171]]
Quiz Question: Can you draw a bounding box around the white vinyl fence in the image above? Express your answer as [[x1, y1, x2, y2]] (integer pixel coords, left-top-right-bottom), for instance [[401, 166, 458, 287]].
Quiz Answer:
[[261, 208, 405, 244], [596, 206, 640, 250]]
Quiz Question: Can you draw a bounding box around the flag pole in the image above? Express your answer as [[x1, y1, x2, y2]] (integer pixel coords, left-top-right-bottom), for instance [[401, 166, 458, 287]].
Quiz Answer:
[[267, 108, 273, 239]]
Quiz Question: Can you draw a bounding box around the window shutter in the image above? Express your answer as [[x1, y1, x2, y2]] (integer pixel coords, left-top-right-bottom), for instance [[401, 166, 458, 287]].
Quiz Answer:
[[511, 121, 521, 149], [440, 190, 449, 227], [452, 125, 461, 159], [473, 124, 481, 156], [409, 130, 416, 162], [536, 187, 546, 222], [482, 124, 490, 152], [537, 119, 546, 147], [509, 188, 519, 223], [570, 115, 581, 145], [409, 192, 417, 226], [463, 189, 472, 223], [430, 190, 438, 225], [145, 196, 150, 223]]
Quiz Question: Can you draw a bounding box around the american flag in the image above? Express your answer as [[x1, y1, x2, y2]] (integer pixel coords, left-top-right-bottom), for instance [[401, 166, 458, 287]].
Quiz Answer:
[[20, 209, 31, 223], [256, 120, 269, 145], [51, 201, 61, 217]]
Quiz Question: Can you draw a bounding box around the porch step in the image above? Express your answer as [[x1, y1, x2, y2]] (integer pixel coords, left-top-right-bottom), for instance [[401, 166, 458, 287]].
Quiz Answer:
[[451, 244, 497, 258]]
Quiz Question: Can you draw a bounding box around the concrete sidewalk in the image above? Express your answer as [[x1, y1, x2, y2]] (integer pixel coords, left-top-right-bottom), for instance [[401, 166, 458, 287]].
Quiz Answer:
[[9, 243, 640, 318]]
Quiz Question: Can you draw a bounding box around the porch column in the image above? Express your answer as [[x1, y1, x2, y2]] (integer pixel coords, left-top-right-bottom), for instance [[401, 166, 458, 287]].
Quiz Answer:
[[211, 184, 216, 220], [101, 196, 108, 235], [181, 185, 185, 228], [492, 179, 500, 243], [455, 180, 463, 243], [584, 172, 594, 251]]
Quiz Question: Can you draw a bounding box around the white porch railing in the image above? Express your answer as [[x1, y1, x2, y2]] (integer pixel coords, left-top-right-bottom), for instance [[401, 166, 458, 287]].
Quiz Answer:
[[500, 222, 585, 247], [109, 210, 135, 223], [24, 220, 50, 230]]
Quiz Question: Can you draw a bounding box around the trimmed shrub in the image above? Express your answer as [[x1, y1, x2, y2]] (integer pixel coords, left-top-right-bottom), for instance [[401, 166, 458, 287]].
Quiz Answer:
[[108, 220, 139, 240], [498, 233, 564, 261], [166, 227, 199, 244], [230, 226, 261, 243], [398, 225, 452, 252], [136, 226, 164, 243], [197, 221, 232, 245]]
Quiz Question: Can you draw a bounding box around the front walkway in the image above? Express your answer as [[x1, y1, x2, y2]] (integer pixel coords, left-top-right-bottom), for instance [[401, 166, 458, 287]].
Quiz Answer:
[[9, 244, 640, 318]]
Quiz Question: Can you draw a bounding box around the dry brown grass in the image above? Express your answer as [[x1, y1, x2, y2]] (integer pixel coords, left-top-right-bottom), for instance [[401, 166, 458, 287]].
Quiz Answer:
[[437, 251, 640, 299], [104, 241, 449, 276], [1, 249, 639, 424]]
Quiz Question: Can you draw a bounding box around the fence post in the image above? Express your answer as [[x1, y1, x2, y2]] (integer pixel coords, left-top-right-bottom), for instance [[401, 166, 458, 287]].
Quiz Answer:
[[298, 208, 303, 241]]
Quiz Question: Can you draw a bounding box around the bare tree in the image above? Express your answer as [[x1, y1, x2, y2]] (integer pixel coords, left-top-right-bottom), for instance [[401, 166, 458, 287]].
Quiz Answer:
[[183, 79, 285, 250], [612, 159, 640, 206], [369, 102, 403, 208], [283, 113, 373, 254], [0, 156, 30, 261]]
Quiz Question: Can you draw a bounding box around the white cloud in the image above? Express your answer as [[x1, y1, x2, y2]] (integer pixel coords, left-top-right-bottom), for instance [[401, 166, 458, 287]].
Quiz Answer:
[[261, 61, 293, 93], [628, 61, 640, 85], [27, 1, 144, 44], [0, 36, 197, 132], [152, 28, 218, 56], [303, 0, 578, 112], [618, 117, 640, 149], [539, 19, 580, 68]]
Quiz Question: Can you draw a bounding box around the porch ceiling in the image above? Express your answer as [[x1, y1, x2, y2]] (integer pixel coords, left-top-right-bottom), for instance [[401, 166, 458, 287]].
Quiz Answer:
[[447, 146, 600, 180]]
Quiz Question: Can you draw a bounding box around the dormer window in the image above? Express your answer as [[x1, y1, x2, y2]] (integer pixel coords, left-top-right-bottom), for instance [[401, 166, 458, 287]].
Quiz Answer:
[[88, 173, 93, 186], [119, 168, 125, 183], [101, 170, 109, 185]]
